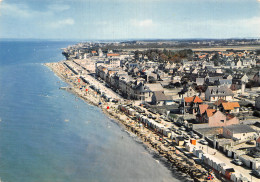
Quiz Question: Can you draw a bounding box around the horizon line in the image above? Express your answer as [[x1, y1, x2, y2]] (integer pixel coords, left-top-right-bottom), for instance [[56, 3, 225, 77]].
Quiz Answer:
[[0, 37, 260, 42]]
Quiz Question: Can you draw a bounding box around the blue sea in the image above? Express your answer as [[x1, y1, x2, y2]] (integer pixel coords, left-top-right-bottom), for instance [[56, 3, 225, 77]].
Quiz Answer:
[[0, 40, 180, 182]]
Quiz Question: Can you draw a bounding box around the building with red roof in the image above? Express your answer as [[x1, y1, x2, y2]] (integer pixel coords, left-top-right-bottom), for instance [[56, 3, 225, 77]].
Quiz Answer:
[[107, 53, 120, 58], [257, 137, 260, 147], [183, 95, 203, 114], [197, 109, 239, 127], [220, 102, 240, 113]]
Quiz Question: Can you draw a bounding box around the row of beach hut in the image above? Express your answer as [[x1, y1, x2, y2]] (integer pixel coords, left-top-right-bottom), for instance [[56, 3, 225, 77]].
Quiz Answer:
[[185, 143, 250, 182], [136, 113, 172, 138], [118, 105, 173, 138], [118, 105, 136, 116]]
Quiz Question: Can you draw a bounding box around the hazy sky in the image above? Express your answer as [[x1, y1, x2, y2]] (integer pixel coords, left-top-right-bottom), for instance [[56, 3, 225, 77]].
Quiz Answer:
[[0, 0, 260, 40]]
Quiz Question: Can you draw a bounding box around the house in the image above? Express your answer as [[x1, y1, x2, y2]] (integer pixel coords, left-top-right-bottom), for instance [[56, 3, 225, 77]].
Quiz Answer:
[[107, 53, 120, 58], [196, 78, 205, 86], [152, 91, 173, 106], [198, 104, 209, 115], [179, 85, 198, 98], [183, 96, 203, 114], [201, 109, 216, 123], [256, 137, 260, 147], [225, 75, 233, 80], [205, 76, 222, 85], [242, 58, 256, 67], [107, 58, 121, 67], [97, 48, 103, 57], [235, 59, 243, 68], [256, 96, 260, 111], [231, 74, 249, 92], [253, 71, 260, 84], [223, 125, 256, 141], [175, 136, 185, 146], [145, 83, 164, 92], [220, 102, 240, 114], [196, 104, 209, 122], [199, 110, 239, 127], [91, 50, 97, 56], [233, 74, 249, 84], [205, 86, 234, 102], [209, 111, 239, 127], [172, 75, 181, 83], [217, 79, 232, 88], [213, 99, 227, 109], [132, 82, 153, 102]]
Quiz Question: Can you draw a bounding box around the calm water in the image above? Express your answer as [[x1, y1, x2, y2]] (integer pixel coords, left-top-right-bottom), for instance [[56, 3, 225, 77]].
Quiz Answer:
[[0, 40, 180, 182]]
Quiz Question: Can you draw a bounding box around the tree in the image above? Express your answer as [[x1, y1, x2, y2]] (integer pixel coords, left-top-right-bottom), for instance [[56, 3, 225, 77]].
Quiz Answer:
[[134, 50, 140, 60], [148, 76, 156, 83], [212, 53, 220, 66]]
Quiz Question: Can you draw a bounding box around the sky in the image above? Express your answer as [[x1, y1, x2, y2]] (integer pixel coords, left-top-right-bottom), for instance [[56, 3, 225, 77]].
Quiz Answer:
[[0, 0, 260, 40]]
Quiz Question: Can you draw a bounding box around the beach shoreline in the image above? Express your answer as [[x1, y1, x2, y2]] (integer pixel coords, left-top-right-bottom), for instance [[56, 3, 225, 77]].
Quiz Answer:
[[45, 61, 220, 182]]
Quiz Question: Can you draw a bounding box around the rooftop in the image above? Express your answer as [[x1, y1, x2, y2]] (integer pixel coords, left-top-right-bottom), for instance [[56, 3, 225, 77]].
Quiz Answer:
[[184, 96, 203, 103], [206, 109, 216, 117], [224, 124, 256, 134], [222, 102, 240, 110], [199, 104, 209, 115]]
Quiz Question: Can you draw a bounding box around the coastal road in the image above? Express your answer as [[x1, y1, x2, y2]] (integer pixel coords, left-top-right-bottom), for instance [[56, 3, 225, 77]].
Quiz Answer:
[[64, 60, 122, 100]]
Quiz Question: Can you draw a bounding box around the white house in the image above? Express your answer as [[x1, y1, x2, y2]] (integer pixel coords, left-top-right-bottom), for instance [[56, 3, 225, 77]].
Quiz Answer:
[[223, 125, 256, 141], [205, 86, 234, 102]]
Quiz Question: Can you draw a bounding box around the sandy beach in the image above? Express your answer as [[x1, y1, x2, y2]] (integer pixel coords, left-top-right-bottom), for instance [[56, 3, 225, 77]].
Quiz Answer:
[[45, 61, 222, 182]]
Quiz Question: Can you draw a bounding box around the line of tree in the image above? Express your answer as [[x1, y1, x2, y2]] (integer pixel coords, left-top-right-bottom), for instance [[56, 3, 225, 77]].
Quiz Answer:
[[134, 49, 193, 63]]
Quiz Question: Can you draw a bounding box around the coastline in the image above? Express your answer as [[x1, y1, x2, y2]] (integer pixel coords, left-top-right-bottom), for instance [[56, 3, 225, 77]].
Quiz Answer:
[[45, 61, 219, 182]]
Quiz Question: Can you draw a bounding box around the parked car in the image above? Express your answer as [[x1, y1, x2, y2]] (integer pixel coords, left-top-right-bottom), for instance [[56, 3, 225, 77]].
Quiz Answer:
[[193, 158, 202, 164], [193, 135, 200, 139], [183, 135, 189, 140], [188, 131, 194, 136], [171, 128, 177, 132], [232, 159, 243, 166], [112, 99, 118, 103], [252, 169, 260, 178], [246, 140, 255, 145], [175, 130, 182, 135], [180, 126, 186, 131], [199, 140, 208, 145]]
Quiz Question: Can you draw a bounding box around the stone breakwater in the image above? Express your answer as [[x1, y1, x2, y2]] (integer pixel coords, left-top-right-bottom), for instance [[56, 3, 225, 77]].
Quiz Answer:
[[45, 61, 221, 182]]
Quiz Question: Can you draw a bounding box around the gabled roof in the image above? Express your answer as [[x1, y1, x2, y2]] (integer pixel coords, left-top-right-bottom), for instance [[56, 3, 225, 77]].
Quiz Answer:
[[206, 109, 216, 117], [134, 83, 151, 93], [224, 124, 256, 134], [153, 91, 172, 101], [214, 99, 227, 106], [256, 137, 260, 143], [146, 83, 164, 92], [226, 114, 235, 120], [222, 102, 240, 110], [184, 96, 203, 103], [193, 96, 203, 103], [107, 53, 120, 57], [184, 97, 194, 103], [207, 86, 234, 96], [199, 104, 209, 115]]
